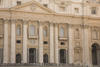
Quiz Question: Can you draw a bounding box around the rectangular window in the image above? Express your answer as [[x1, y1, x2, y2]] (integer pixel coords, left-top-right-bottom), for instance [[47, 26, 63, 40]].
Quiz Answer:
[[61, 42, 65, 45], [44, 41, 48, 44], [17, 40, 21, 43], [17, 1, 21, 6], [43, 4, 48, 7], [74, 8, 79, 13], [91, 7, 96, 14]]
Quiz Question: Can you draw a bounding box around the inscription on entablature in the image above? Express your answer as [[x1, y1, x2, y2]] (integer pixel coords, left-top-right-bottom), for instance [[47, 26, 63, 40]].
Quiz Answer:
[[12, 13, 72, 21]]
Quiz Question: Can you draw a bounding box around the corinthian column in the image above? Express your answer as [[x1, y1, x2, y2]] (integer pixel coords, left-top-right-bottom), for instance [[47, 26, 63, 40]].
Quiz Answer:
[[11, 19, 16, 63], [39, 21, 43, 63], [68, 24, 74, 64], [55, 23, 58, 64], [23, 20, 28, 63], [3, 19, 9, 63], [50, 22, 54, 63]]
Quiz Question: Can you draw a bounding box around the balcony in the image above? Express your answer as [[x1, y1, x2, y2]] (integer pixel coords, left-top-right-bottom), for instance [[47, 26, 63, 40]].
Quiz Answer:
[[28, 35, 38, 39], [58, 36, 67, 41]]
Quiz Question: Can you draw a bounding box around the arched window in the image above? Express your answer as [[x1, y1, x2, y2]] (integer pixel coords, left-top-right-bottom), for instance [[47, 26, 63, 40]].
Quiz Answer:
[[16, 54, 21, 63], [60, 27, 64, 37], [93, 30, 97, 39], [75, 28, 79, 39], [17, 25, 21, 35], [44, 26, 47, 37], [43, 54, 48, 63], [30, 25, 35, 35]]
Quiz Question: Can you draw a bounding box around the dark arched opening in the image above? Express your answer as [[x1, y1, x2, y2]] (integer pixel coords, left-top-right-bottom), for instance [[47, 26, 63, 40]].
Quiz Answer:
[[92, 43, 100, 66], [60, 49, 66, 63], [29, 48, 36, 63], [16, 54, 21, 63], [43, 54, 48, 63]]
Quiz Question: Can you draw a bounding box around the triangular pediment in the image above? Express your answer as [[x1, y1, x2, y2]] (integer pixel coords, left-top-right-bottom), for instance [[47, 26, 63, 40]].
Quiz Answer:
[[10, 1, 55, 14]]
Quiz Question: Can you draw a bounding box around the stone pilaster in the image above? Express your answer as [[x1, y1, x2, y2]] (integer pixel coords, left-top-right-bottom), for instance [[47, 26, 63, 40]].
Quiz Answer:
[[55, 23, 58, 64], [68, 24, 74, 64], [50, 22, 54, 63], [83, 25, 90, 66], [39, 21, 43, 63], [23, 20, 28, 63], [11, 19, 16, 63], [3, 19, 9, 63]]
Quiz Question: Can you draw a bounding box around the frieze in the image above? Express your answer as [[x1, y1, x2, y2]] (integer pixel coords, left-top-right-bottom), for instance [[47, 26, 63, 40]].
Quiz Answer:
[[0, 12, 10, 16], [12, 13, 71, 21]]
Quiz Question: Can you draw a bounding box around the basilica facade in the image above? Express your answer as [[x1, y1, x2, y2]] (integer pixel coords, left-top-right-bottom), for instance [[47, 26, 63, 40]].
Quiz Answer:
[[0, 0, 100, 67]]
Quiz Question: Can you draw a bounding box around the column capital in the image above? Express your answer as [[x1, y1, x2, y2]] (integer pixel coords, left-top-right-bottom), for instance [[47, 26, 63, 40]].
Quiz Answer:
[[3, 18, 9, 21], [11, 19, 16, 24], [23, 20, 28, 24], [38, 21, 43, 26], [68, 23, 74, 28], [54, 23, 59, 27], [84, 25, 89, 29], [49, 22, 54, 26], [3, 19, 9, 23]]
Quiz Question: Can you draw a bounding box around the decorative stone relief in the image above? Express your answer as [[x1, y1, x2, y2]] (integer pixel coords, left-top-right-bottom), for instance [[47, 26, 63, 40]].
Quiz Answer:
[[30, 3, 36, 11], [74, 47, 82, 64]]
